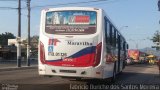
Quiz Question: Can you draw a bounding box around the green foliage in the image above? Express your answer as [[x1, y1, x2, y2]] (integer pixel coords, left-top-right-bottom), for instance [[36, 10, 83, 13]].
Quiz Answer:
[[151, 30, 160, 50], [151, 30, 160, 42], [31, 35, 39, 40], [30, 35, 39, 49], [0, 32, 16, 46]]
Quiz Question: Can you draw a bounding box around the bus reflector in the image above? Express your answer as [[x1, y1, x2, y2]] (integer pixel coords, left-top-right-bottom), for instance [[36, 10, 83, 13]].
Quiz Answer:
[[96, 72, 101, 74], [40, 41, 46, 64], [93, 42, 102, 67]]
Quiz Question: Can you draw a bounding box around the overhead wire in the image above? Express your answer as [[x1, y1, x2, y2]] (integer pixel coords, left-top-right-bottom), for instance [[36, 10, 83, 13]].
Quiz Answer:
[[25, 0, 110, 9], [0, 0, 123, 10], [0, 0, 26, 1], [0, 7, 17, 10], [79, 0, 120, 7], [0, 0, 26, 10], [0, 0, 109, 10], [0, 0, 123, 11]]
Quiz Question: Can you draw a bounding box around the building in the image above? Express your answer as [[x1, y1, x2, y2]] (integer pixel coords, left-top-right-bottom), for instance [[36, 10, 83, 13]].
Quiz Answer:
[[0, 37, 38, 60], [8, 39, 26, 48]]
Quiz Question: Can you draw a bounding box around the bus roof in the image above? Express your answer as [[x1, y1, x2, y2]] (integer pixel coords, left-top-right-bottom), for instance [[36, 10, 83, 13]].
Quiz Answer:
[[42, 7, 101, 12]]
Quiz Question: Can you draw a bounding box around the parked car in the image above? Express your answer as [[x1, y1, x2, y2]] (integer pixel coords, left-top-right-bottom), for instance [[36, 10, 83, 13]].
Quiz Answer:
[[126, 58, 134, 65]]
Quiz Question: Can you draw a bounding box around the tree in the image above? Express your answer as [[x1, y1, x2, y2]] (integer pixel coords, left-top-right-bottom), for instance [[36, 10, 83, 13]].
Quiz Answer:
[[151, 31, 160, 42], [30, 35, 39, 49], [0, 32, 16, 46], [151, 30, 160, 50]]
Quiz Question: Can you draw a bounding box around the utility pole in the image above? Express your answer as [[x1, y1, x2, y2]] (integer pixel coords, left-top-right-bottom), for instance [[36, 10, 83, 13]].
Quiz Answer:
[[27, 0, 31, 66], [17, 0, 21, 67]]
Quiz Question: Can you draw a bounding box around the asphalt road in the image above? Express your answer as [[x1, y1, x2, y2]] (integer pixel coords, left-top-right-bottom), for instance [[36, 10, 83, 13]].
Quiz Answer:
[[0, 64, 160, 90]]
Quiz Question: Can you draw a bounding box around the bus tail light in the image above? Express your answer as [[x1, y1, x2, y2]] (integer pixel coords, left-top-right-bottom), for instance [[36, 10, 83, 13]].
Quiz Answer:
[[93, 42, 102, 67], [40, 41, 46, 64]]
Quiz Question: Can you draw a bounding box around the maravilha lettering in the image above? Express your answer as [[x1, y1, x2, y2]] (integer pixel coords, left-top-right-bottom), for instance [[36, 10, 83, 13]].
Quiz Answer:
[[68, 41, 92, 46]]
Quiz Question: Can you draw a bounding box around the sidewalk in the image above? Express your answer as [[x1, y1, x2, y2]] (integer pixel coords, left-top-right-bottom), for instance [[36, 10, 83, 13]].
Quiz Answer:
[[0, 59, 38, 71], [0, 66, 38, 72]]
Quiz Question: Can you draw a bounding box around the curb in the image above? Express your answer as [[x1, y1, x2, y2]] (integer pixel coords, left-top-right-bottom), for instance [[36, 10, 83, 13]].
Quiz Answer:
[[0, 66, 38, 72]]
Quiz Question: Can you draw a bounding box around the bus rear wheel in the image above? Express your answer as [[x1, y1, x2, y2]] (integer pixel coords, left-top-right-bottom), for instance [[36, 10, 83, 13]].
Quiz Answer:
[[111, 70, 116, 83], [111, 64, 116, 83]]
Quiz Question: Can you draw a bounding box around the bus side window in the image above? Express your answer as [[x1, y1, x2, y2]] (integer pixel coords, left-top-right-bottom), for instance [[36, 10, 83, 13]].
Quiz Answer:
[[116, 31, 118, 48], [121, 39, 123, 50], [127, 44, 129, 49], [113, 29, 117, 47], [109, 24, 112, 45], [104, 17, 108, 44], [118, 35, 121, 50], [107, 21, 110, 44], [123, 42, 126, 50], [112, 27, 114, 46]]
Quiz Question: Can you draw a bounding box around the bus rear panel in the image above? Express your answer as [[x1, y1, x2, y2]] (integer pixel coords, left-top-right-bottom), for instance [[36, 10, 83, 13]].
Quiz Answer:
[[39, 7, 104, 78]]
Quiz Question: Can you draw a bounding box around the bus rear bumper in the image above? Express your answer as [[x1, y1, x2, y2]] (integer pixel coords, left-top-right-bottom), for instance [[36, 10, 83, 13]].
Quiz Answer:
[[39, 65, 104, 79]]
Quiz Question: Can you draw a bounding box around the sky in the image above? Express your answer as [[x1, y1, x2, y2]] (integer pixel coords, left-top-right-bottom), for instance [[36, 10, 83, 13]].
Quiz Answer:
[[0, 0, 160, 49]]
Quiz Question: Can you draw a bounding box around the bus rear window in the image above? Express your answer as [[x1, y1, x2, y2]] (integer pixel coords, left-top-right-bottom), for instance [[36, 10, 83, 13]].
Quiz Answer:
[[45, 11, 97, 35]]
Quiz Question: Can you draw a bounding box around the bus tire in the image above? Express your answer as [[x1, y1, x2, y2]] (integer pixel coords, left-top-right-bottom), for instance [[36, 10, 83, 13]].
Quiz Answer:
[[111, 63, 116, 83]]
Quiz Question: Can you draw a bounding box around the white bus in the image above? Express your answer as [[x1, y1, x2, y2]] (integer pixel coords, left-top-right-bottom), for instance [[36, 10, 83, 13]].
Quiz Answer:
[[38, 7, 128, 81]]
